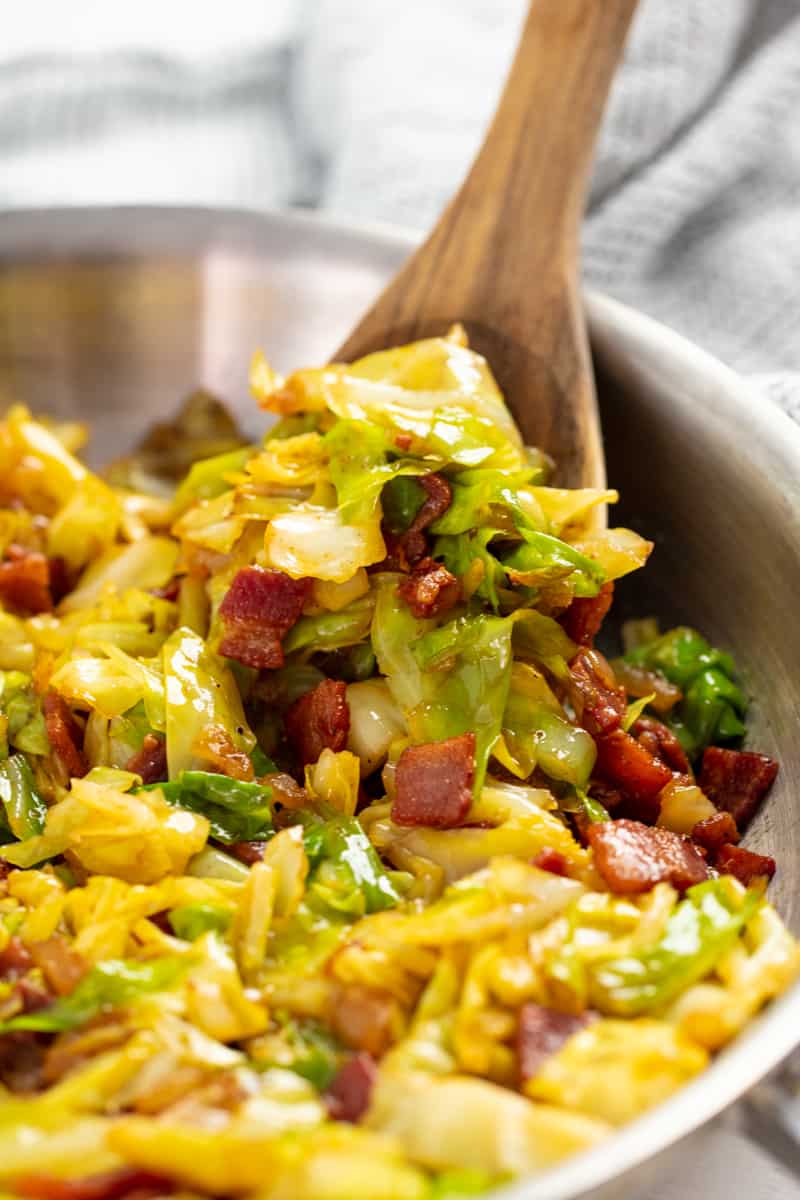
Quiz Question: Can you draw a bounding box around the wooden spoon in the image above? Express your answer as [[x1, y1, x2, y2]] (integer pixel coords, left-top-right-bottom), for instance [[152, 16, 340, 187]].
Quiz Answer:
[[335, 0, 639, 489]]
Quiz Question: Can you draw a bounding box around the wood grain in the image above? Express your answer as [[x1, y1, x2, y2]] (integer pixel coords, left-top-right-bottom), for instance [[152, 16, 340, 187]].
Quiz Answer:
[[336, 0, 640, 489]]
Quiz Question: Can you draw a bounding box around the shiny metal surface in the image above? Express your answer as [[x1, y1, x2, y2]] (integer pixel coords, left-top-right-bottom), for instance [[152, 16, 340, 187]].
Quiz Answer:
[[0, 206, 798, 1199]]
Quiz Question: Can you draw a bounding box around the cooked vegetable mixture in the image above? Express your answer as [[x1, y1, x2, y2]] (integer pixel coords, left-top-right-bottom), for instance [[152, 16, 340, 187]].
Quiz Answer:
[[0, 328, 796, 1200]]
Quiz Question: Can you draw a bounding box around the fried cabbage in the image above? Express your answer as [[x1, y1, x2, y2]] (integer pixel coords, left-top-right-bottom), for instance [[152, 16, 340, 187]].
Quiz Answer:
[[0, 336, 794, 1200]]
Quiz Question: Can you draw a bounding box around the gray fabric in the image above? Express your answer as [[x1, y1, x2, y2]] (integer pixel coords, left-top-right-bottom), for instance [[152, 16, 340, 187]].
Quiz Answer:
[[1, 2, 800, 420], [0, 3, 798, 1197], [0, 1, 798, 418], [299, 0, 800, 417]]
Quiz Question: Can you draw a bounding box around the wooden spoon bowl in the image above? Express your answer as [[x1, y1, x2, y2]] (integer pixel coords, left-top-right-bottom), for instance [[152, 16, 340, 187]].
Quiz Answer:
[[336, 0, 640, 490]]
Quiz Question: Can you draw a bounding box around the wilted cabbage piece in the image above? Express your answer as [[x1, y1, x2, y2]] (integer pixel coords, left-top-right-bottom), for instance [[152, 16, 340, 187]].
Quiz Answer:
[[149, 769, 273, 844], [1, 778, 209, 880], [0, 956, 188, 1033], [0, 333, 794, 1200], [621, 625, 747, 757], [300, 807, 403, 916]]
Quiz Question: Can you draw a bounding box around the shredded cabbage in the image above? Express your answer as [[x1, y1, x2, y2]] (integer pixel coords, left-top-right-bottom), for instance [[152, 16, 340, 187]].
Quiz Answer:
[[0, 336, 794, 1200]]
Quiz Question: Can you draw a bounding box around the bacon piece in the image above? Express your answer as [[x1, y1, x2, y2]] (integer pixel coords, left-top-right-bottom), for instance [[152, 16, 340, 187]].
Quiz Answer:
[[218, 566, 310, 670], [715, 843, 776, 886], [43, 692, 88, 779], [0, 858, 9, 881], [381, 529, 425, 572], [228, 840, 266, 866], [692, 811, 740, 855], [0, 1031, 45, 1093], [568, 650, 627, 736], [414, 473, 452, 527], [124, 734, 167, 785], [398, 558, 461, 619], [587, 818, 709, 894], [392, 732, 475, 828], [632, 716, 691, 775], [16, 977, 52, 1013], [532, 848, 570, 876], [518, 1004, 595, 1083], [559, 582, 614, 647], [699, 746, 778, 830], [46, 557, 71, 606], [325, 1052, 378, 1122], [0, 545, 54, 614], [585, 781, 624, 814], [0, 935, 33, 979], [14, 1169, 174, 1200], [28, 937, 87, 998], [594, 728, 673, 823], [285, 678, 350, 765], [384, 473, 453, 569]]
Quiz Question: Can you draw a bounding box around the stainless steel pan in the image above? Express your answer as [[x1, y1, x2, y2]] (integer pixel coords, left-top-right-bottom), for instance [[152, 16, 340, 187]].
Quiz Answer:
[[0, 206, 797, 1199]]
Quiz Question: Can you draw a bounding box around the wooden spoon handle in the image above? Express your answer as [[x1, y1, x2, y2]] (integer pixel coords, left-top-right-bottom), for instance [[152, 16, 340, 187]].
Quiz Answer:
[[336, 0, 638, 493], [337, 0, 639, 363], [464, 0, 639, 254]]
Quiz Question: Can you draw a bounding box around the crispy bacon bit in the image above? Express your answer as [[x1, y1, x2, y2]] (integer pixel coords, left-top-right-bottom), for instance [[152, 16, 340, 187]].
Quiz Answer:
[[124, 734, 167, 785], [587, 818, 709, 894], [43, 692, 88, 779], [715, 843, 776, 886], [594, 729, 673, 821], [568, 650, 627, 736], [397, 558, 461, 619], [633, 716, 691, 775], [0, 935, 33, 979], [229, 840, 266, 866], [16, 977, 52, 1013], [586, 781, 624, 814], [532, 848, 570, 876], [559, 582, 615, 647], [384, 473, 453, 570], [0, 545, 54, 614], [692, 811, 740, 854], [193, 724, 254, 781], [46, 557, 71, 606], [392, 732, 475, 828], [325, 1052, 378, 1122], [381, 529, 424, 573], [0, 858, 9, 881], [330, 984, 401, 1057], [14, 1169, 174, 1200], [285, 678, 350, 765], [218, 566, 310, 670], [414, 473, 452, 528], [28, 937, 87, 998], [699, 747, 779, 830], [0, 1031, 45, 1093], [518, 1004, 595, 1083], [394, 433, 413, 451]]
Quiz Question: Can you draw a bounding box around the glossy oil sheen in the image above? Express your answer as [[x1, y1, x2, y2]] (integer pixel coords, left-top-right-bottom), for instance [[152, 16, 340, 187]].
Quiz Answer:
[[0, 206, 797, 1200]]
